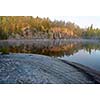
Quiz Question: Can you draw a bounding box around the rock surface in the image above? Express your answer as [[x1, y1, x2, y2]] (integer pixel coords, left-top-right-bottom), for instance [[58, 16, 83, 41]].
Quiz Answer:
[[0, 53, 97, 84]]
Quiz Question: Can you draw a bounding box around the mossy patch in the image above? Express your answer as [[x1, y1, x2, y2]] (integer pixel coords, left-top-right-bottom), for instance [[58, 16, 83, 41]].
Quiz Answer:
[[0, 48, 9, 54]]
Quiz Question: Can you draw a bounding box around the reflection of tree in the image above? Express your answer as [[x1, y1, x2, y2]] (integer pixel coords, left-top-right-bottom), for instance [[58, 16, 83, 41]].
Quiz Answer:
[[83, 43, 100, 54], [0, 40, 100, 57]]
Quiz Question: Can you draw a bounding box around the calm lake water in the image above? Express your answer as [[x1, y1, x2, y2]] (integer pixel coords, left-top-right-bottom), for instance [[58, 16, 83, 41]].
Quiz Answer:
[[0, 39, 100, 71]]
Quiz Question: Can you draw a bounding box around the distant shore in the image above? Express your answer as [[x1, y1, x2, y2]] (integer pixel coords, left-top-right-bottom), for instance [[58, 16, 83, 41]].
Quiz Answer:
[[0, 38, 100, 43], [0, 38, 100, 41]]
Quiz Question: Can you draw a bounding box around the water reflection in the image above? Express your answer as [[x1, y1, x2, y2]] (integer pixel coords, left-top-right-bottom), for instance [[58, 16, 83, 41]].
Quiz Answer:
[[0, 40, 100, 57]]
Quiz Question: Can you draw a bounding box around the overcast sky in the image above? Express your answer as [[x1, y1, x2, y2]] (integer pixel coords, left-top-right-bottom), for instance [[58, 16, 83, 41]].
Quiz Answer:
[[48, 16, 100, 28]]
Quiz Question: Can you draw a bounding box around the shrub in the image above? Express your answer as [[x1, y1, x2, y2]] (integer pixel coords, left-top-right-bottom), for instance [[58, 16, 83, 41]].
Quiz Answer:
[[0, 33, 9, 40]]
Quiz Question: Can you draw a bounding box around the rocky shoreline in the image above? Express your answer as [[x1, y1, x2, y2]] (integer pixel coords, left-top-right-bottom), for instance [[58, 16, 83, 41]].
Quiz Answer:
[[0, 53, 99, 84]]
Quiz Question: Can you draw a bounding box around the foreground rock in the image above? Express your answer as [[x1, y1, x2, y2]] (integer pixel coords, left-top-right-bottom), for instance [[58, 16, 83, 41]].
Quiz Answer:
[[0, 53, 98, 84]]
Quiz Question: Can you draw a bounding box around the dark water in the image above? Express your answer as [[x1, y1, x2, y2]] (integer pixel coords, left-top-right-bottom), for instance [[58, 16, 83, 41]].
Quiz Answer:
[[0, 39, 100, 71]]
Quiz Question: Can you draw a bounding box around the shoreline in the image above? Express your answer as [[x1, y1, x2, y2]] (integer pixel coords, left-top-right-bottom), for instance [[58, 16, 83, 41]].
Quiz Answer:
[[60, 59, 100, 83], [0, 38, 100, 42]]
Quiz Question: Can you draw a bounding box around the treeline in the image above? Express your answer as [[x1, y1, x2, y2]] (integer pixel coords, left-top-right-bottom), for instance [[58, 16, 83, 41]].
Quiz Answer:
[[82, 24, 100, 39], [0, 16, 100, 39]]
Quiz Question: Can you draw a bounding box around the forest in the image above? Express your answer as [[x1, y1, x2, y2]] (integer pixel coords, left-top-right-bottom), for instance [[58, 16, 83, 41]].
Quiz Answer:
[[0, 16, 100, 39]]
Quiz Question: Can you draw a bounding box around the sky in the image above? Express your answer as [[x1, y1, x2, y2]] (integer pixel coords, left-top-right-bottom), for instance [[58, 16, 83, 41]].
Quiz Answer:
[[48, 16, 100, 28]]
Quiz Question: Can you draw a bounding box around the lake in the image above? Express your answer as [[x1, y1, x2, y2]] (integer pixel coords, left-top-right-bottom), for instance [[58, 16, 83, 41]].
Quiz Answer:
[[0, 39, 100, 71]]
